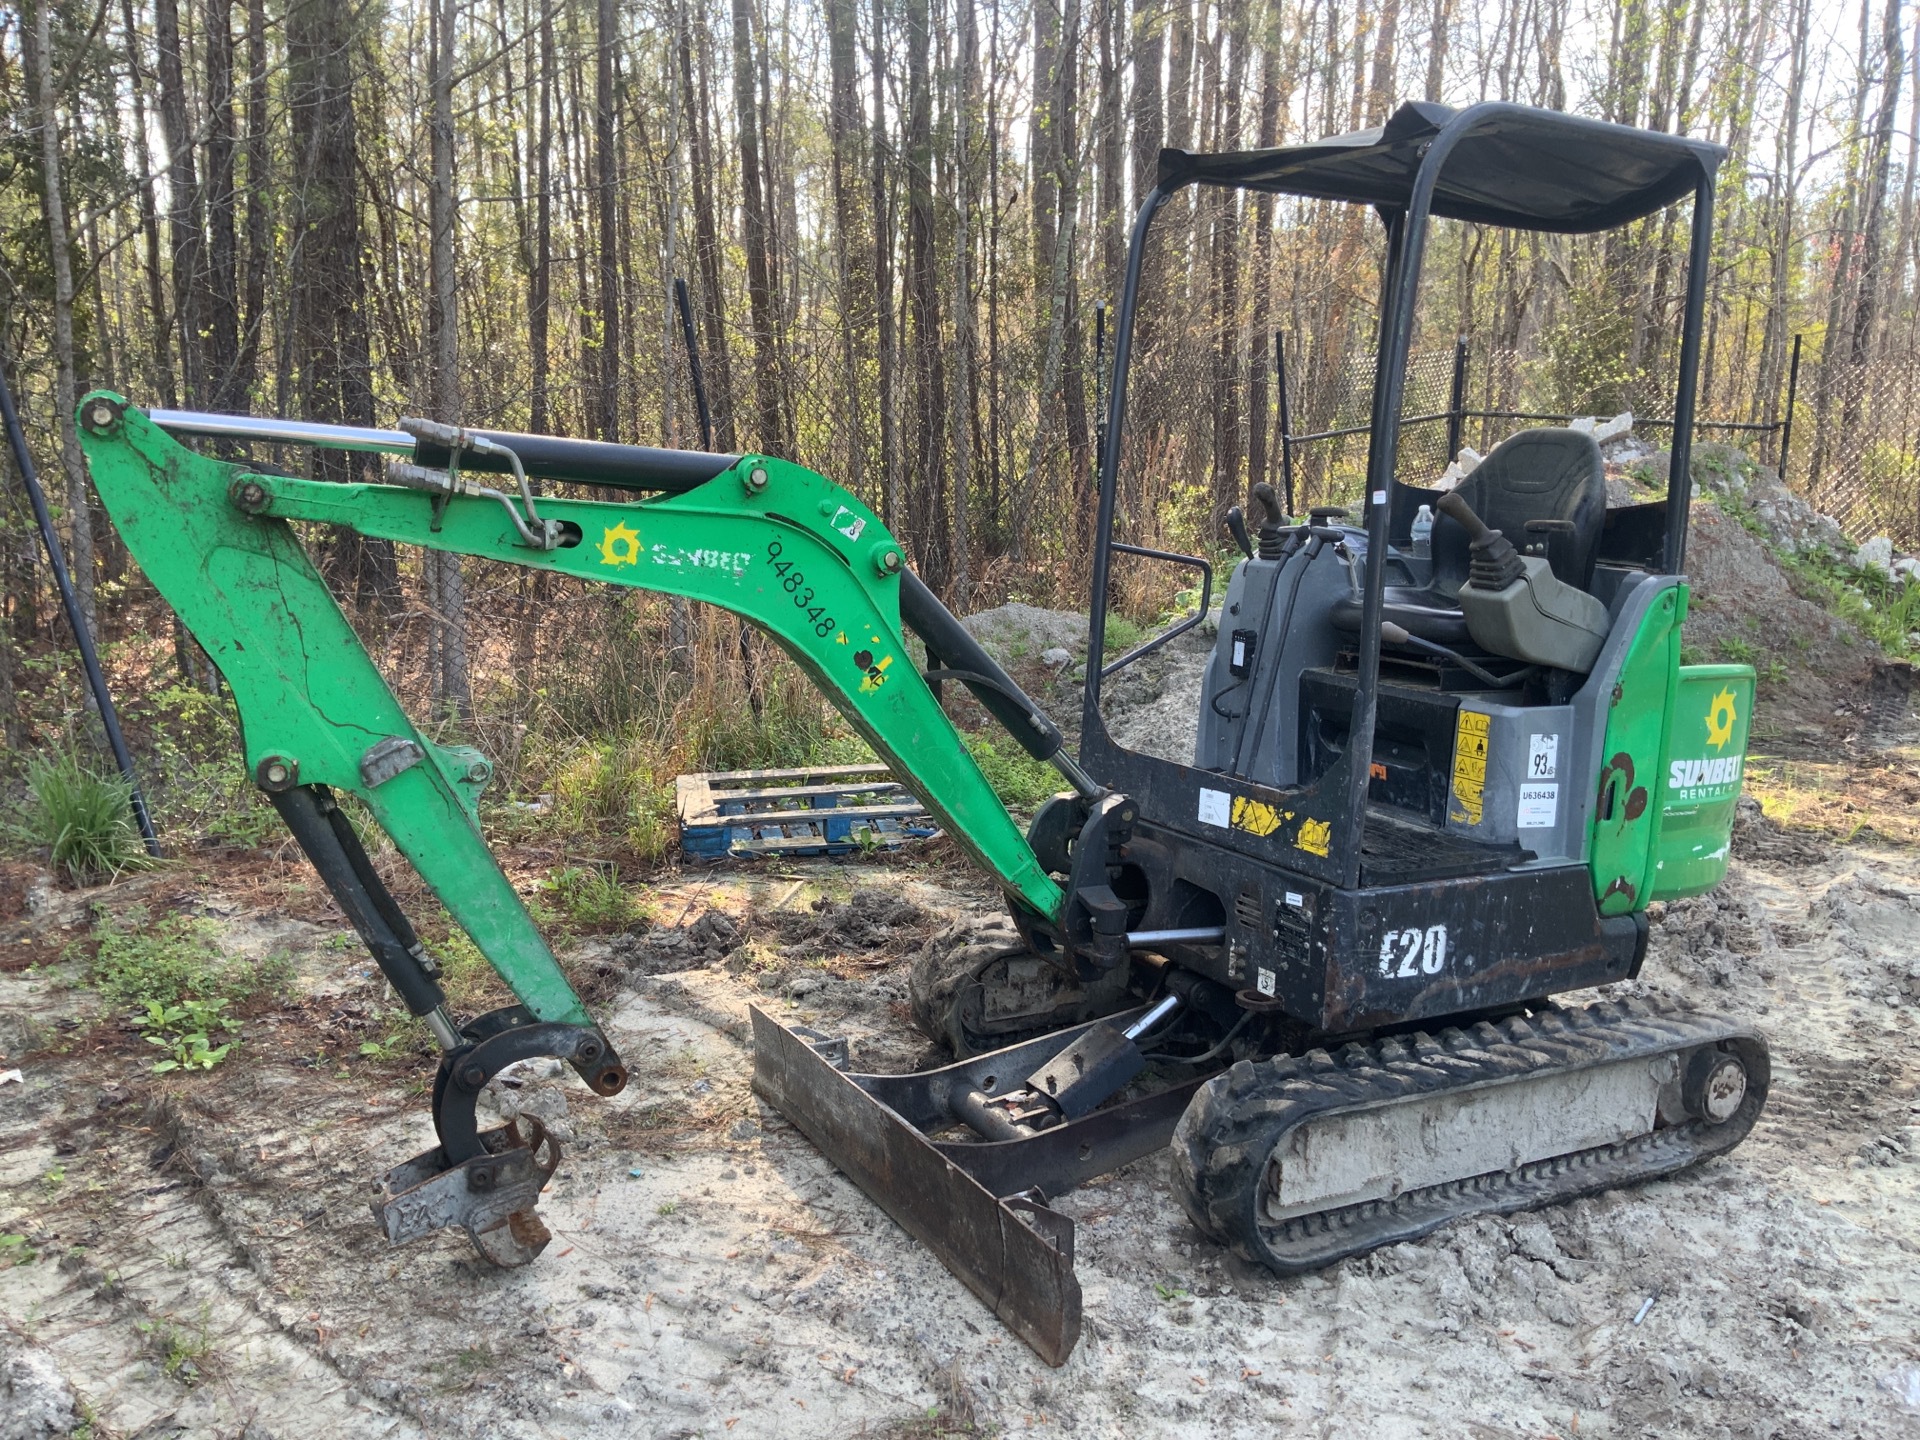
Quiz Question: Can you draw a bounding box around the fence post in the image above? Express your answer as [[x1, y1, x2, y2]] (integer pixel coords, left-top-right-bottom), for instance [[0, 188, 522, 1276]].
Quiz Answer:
[[1446, 334, 1469, 463], [1778, 333, 1802, 486], [1275, 329, 1295, 515]]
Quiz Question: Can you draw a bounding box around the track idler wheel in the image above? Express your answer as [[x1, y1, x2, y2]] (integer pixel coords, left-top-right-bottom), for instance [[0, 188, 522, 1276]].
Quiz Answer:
[[908, 921, 1130, 1058]]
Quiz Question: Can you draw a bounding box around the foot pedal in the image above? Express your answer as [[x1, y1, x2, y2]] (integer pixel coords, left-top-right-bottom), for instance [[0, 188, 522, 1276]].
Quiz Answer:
[[371, 1116, 561, 1267]]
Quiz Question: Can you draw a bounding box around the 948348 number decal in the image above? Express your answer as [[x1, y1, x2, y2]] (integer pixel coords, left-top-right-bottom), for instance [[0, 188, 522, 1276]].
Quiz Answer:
[[764, 537, 836, 638], [1377, 924, 1449, 979]]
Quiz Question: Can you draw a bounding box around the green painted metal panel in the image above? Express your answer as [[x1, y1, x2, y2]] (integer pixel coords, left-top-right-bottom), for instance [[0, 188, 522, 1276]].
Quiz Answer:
[[1649, 663, 1754, 901], [78, 398, 593, 1025], [1588, 584, 1685, 916]]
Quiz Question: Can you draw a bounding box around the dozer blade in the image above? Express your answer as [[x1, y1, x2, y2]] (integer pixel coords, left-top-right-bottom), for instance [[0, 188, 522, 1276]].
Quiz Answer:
[[749, 1004, 1210, 1366]]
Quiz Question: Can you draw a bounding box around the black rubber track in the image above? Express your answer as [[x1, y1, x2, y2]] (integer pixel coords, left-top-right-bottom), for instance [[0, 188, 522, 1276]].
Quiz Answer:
[[1171, 997, 1769, 1272]]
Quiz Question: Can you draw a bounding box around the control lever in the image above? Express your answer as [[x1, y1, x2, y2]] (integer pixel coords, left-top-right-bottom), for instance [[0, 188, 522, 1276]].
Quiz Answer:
[[1250, 482, 1292, 558], [1225, 505, 1254, 559], [1435, 491, 1525, 590]]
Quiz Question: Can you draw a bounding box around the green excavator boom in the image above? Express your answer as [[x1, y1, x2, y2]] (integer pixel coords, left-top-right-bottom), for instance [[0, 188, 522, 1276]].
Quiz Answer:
[[73, 393, 1065, 1040]]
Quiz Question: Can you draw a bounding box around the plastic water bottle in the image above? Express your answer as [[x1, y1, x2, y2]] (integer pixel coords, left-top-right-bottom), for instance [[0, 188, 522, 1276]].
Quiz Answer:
[[1410, 504, 1435, 554]]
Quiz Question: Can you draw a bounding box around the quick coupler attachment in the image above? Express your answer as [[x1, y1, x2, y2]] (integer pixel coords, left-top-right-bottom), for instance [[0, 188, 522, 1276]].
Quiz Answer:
[[371, 1011, 625, 1267], [749, 1005, 1215, 1366], [372, 1116, 561, 1268]]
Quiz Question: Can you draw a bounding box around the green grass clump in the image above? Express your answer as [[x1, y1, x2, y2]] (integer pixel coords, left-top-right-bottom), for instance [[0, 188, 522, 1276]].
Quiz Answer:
[[7, 752, 157, 885], [540, 863, 645, 928], [1101, 614, 1148, 655], [86, 905, 291, 1010], [962, 733, 1063, 813]]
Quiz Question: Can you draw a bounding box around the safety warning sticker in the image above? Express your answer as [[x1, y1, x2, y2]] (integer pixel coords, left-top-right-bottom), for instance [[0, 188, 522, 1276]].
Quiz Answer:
[[1451, 709, 1490, 825]]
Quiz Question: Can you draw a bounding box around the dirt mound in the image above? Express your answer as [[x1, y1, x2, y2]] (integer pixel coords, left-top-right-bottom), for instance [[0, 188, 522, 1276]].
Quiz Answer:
[[959, 602, 1086, 662], [1648, 878, 1777, 994], [608, 908, 741, 976], [1098, 630, 1211, 762], [1682, 502, 1878, 742], [1731, 793, 1832, 865], [769, 884, 938, 960], [0, 1338, 77, 1440]]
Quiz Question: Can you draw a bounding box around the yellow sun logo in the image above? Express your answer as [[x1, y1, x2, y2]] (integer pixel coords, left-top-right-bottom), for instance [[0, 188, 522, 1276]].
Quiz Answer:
[[1705, 686, 1738, 750], [597, 522, 642, 567]]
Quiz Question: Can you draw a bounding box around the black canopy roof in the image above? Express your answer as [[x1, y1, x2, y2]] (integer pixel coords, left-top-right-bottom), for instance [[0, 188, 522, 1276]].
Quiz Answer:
[[1156, 101, 1723, 233]]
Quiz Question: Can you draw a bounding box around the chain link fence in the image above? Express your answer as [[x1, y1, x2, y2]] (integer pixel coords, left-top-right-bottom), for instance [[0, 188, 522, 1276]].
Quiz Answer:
[[1790, 350, 1920, 550]]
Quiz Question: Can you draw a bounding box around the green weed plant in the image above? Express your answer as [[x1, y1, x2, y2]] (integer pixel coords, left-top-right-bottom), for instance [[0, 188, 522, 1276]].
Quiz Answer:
[[139, 997, 240, 1073]]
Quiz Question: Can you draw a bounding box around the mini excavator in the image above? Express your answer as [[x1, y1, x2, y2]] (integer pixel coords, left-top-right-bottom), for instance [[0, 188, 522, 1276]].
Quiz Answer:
[[77, 101, 1766, 1365]]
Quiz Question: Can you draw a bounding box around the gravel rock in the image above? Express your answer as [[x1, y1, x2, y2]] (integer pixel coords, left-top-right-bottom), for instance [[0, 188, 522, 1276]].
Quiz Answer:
[[959, 603, 1086, 663], [0, 1341, 77, 1440]]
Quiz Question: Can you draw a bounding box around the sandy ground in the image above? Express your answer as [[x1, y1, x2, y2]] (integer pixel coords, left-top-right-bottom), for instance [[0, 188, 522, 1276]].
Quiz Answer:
[[4, 612, 1920, 1437]]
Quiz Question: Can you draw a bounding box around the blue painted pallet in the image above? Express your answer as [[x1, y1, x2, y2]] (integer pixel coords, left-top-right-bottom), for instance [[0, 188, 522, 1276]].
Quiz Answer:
[[674, 762, 938, 860]]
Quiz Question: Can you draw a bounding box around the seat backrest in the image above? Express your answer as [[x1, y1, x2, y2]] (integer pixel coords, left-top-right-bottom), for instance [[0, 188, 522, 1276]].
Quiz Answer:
[[1428, 427, 1606, 599]]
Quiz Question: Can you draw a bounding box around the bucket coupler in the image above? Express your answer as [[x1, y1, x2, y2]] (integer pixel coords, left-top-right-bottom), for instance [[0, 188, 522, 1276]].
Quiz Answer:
[[749, 1004, 1216, 1366]]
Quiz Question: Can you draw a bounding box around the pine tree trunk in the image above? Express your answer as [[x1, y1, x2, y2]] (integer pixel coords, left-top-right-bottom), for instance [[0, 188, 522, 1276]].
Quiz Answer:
[[871, 0, 899, 525], [949, 0, 981, 605], [595, 0, 621, 440], [120, 0, 177, 410], [903, 0, 949, 590], [732, 0, 784, 453], [288, 0, 393, 608], [238, 0, 269, 402], [25, 0, 96, 634], [204, 0, 241, 409], [428, 0, 471, 717], [826, 0, 868, 492], [154, 0, 209, 406], [679, 9, 738, 450], [531, 0, 556, 436]]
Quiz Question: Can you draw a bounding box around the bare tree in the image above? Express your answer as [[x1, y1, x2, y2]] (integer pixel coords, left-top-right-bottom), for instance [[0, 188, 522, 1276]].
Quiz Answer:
[[22, 0, 95, 632]]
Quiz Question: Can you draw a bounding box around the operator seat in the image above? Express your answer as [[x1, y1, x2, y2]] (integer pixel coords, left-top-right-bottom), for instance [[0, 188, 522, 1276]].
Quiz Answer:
[[1331, 426, 1607, 646]]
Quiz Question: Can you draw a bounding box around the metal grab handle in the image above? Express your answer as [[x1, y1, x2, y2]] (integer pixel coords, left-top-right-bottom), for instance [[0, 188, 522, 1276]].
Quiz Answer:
[[1098, 543, 1215, 680]]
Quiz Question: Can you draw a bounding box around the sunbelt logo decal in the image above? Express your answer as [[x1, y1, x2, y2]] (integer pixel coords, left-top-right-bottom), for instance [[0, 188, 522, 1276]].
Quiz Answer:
[[1704, 685, 1738, 749], [1669, 685, 1742, 799], [1669, 754, 1743, 793]]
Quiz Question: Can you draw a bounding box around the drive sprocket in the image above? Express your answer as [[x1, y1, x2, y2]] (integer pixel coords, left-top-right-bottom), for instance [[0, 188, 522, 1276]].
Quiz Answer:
[[908, 920, 1129, 1057]]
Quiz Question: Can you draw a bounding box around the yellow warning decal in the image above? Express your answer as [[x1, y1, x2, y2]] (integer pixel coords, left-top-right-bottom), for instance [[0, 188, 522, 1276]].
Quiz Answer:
[[1231, 796, 1288, 837], [1295, 816, 1332, 857], [1451, 709, 1490, 825]]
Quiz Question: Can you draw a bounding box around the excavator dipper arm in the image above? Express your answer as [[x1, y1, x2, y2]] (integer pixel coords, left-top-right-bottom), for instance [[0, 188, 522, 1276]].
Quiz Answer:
[[72, 392, 1075, 1265]]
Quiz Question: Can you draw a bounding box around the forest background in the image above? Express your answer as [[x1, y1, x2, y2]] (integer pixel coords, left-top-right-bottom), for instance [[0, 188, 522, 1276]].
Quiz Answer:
[[2, 0, 1919, 864]]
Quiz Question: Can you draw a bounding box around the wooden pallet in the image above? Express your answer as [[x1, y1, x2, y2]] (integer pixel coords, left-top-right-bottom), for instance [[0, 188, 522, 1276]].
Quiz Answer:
[[674, 762, 938, 860]]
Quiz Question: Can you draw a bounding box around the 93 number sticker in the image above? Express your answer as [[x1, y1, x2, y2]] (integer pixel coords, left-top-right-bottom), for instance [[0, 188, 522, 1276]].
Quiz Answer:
[[765, 538, 837, 638], [1377, 924, 1448, 979]]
